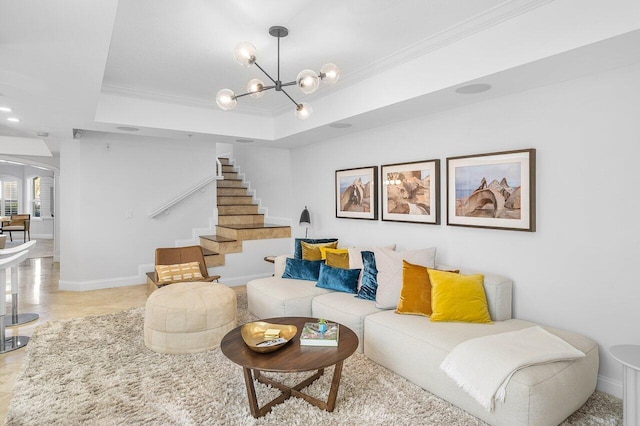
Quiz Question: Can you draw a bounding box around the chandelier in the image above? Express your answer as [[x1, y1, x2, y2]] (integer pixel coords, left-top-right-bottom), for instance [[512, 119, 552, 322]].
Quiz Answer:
[[215, 26, 340, 120]]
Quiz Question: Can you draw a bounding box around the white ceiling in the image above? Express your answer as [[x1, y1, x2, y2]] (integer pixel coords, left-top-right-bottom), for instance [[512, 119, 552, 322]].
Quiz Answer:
[[1, 0, 639, 155]]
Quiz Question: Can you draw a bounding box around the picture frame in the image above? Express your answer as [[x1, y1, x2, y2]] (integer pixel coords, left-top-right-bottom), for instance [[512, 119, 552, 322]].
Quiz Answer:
[[447, 149, 536, 231], [381, 159, 440, 224], [335, 166, 378, 220]]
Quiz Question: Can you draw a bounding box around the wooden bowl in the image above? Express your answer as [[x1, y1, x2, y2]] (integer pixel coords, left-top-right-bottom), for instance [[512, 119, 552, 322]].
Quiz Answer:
[[241, 321, 297, 353]]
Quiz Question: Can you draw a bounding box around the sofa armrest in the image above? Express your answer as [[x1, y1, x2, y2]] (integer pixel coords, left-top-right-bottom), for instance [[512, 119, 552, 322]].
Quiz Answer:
[[274, 254, 291, 278]]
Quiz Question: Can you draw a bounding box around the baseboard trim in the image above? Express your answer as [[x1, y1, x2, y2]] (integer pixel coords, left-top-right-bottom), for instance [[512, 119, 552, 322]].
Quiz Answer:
[[59, 275, 144, 291], [30, 234, 53, 239], [596, 374, 622, 398]]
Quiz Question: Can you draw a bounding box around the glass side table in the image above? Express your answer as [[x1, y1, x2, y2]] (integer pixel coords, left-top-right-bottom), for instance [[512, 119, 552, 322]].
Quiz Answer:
[[610, 345, 640, 426]]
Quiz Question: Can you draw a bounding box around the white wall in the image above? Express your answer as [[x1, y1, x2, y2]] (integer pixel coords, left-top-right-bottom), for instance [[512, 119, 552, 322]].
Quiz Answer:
[[283, 63, 640, 397], [59, 132, 218, 289]]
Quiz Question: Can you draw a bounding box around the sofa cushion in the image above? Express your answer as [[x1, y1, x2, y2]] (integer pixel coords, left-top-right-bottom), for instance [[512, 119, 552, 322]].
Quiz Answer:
[[429, 270, 492, 324], [301, 241, 339, 261], [316, 263, 360, 293], [282, 258, 323, 281], [355, 251, 378, 301], [247, 276, 333, 318], [294, 238, 338, 259], [312, 292, 385, 353], [364, 311, 599, 426], [373, 247, 436, 309]]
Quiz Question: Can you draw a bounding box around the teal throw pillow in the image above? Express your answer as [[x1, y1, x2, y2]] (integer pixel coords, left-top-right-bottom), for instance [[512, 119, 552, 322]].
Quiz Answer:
[[294, 238, 338, 259], [282, 258, 323, 281], [355, 251, 378, 300], [316, 263, 360, 293]]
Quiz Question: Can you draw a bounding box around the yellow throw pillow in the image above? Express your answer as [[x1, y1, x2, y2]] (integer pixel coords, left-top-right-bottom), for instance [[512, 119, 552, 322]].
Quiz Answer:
[[428, 269, 493, 323], [301, 241, 338, 261], [319, 246, 348, 260], [155, 262, 204, 284], [325, 250, 350, 269], [396, 262, 459, 316]]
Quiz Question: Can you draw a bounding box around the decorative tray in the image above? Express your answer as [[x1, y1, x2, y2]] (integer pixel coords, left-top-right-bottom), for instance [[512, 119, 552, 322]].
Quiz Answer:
[[241, 321, 297, 353]]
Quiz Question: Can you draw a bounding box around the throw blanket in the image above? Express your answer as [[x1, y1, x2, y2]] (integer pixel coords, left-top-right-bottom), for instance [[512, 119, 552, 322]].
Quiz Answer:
[[440, 326, 585, 411]]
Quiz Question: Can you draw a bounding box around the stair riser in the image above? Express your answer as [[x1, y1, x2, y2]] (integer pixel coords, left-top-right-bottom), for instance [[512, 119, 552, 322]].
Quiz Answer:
[[204, 254, 225, 267], [217, 187, 248, 196], [218, 158, 231, 165], [217, 205, 259, 214], [221, 165, 236, 172], [216, 226, 291, 240], [217, 196, 253, 205], [200, 238, 243, 254], [223, 172, 239, 179], [218, 215, 264, 226], [217, 180, 244, 188]]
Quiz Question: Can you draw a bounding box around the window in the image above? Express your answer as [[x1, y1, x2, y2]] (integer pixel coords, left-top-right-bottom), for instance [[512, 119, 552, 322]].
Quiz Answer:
[[2, 180, 18, 216], [32, 176, 41, 218]]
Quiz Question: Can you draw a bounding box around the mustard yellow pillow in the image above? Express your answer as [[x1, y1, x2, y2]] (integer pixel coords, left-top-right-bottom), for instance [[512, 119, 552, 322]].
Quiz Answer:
[[428, 269, 492, 323], [318, 246, 348, 260], [155, 262, 203, 284], [325, 250, 350, 269], [396, 262, 459, 316], [301, 241, 338, 261]]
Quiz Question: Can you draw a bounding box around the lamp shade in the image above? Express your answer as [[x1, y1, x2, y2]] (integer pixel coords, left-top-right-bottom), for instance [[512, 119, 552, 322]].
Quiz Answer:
[[299, 206, 311, 227]]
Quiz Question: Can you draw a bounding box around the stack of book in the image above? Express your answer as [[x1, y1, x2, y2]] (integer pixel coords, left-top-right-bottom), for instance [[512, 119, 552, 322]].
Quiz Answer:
[[300, 321, 339, 347]]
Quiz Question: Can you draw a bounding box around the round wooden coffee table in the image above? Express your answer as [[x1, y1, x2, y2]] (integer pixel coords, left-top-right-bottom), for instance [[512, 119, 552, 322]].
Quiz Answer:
[[221, 316, 358, 418]]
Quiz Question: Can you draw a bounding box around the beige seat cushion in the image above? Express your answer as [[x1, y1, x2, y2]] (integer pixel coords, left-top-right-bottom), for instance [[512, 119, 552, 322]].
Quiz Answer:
[[144, 281, 237, 354]]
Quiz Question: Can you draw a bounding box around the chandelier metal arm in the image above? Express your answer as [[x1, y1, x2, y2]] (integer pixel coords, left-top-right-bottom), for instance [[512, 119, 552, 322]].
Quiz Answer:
[[253, 62, 277, 86], [279, 87, 301, 108]]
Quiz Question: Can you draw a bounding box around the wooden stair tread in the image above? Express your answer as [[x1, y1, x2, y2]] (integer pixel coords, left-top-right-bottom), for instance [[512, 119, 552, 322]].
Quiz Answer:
[[201, 247, 220, 256], [218, 213, 263, 217], [217, 223, 290, 230], [200, 235, 237, 243]]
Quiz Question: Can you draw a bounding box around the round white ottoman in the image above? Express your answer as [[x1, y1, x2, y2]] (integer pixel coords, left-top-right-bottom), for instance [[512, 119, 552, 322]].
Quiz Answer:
[[144, 281, 237, 354]]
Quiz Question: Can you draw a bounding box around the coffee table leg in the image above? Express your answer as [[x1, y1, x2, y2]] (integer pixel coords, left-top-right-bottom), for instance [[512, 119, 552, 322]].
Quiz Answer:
[[326, 360, 344, 412], [242, 368, 260, 418]]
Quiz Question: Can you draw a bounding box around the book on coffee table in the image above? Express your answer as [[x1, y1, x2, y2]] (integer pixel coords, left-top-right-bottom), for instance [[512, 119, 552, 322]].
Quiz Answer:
[[300, 322, 339, 347]]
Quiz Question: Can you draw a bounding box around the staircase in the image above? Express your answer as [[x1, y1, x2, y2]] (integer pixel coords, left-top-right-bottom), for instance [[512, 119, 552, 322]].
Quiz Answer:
[[198, 158, 291, 267]]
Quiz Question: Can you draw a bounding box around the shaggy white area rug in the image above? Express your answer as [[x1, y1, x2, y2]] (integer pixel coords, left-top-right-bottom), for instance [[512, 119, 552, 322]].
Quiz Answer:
[[6, 294, 621, 425]]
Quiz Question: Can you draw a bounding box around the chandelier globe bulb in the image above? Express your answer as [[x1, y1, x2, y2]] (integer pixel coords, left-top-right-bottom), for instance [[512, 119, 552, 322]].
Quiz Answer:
[[247, 79, 265, 98], [233, 42, 257, 67], [216, 89, 237, 110], [295, 102, 313, 120], [320, 63, 340, 85], [297, 69, 320, 94]]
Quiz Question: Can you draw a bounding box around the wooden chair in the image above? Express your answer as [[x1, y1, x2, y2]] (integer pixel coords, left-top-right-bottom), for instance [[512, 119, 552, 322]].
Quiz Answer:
[[146, 245, 220, 295], [1, 214, 30, 242]]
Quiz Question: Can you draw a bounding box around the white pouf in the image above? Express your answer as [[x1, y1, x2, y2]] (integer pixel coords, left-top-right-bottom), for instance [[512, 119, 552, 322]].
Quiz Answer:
[[144, 281, 237, 354]]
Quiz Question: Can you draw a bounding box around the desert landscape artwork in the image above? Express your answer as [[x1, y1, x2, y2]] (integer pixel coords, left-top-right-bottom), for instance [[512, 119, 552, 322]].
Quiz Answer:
[[447, 149, 535, 231], [335, 166, 378, 220], [454, 163, 522, 219], [382, 160, 440, 224]]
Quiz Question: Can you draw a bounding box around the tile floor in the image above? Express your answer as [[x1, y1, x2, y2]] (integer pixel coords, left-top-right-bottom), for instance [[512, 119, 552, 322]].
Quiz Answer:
[[1, 257, 149, 420]]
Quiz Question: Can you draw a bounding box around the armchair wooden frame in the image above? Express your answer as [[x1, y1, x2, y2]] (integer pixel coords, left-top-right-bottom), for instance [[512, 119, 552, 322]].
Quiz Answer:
[[146, 245, 220, 295], [1, 214, 31, 242]]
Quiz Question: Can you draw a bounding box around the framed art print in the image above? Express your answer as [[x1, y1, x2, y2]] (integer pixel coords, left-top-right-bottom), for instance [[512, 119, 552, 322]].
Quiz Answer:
[[447, 149, 536, 231], [381, 159, 440, 224], [335, 166, 378, 220]]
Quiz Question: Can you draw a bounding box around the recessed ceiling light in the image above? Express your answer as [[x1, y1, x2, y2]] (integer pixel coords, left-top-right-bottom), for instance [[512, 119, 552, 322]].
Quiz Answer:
[[116, 126, 140, 132], [0, 107, 12, 113], [329, 122, 352, 129], [37, 132, 49, 137], [235, 138, 254, 144], [455, 83, 492, 94], [7, 117, 20, 122]]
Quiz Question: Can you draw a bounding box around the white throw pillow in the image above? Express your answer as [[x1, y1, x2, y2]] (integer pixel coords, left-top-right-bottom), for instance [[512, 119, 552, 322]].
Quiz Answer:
[[373, 246, 437, 309], [348, 245, 397, 289]]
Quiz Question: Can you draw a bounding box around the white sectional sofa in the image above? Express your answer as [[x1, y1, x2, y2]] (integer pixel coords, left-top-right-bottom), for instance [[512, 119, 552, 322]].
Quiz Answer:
[[247, 255, 599, 426]]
